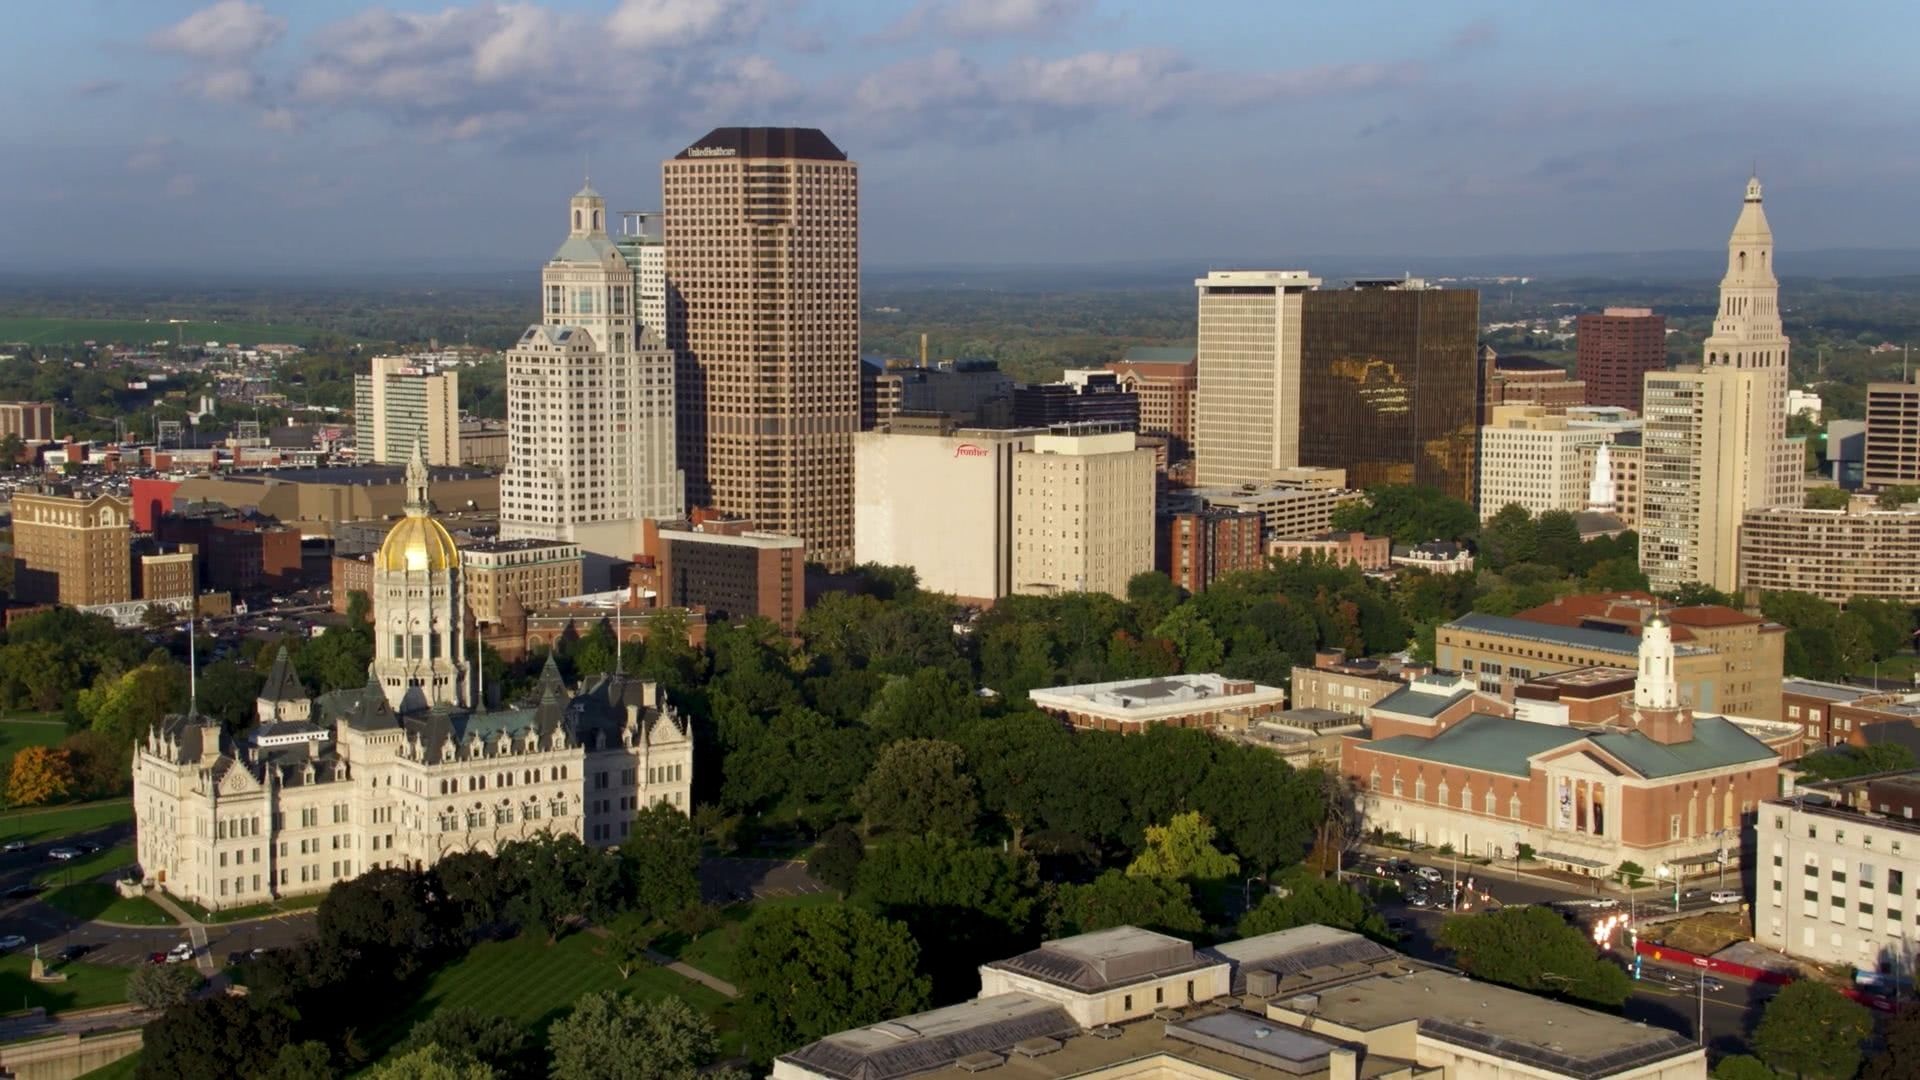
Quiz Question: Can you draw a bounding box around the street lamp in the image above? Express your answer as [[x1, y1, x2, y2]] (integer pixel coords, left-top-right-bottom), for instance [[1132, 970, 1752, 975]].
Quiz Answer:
[[1509, 832, 1521, 882]]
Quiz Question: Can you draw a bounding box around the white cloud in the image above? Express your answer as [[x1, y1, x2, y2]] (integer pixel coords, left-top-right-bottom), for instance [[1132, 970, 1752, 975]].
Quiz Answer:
[[881, 0, 1088, 42], [149, 1, 285, 60], [605, 0, 765, 49], [183, 67, 261, 104]]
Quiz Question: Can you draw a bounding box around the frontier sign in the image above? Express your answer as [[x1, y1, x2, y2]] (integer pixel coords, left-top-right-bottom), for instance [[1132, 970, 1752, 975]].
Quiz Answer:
[[954, 443, 990, 458]]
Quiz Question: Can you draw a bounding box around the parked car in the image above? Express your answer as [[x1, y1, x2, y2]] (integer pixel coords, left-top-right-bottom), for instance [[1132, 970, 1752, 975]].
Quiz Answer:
[[2, 884, 42, 900], [1708, 890, 1742, 905], [1700, 976, 1725, 992], [46, 848, 79, 861], [74, 842, 101, 856], [0, 935, 25, 951], [166, 942, 194, 963], [1, 840, 26, 853], [1413, 866, 1444, 883], [1682, 888, 1704, 900], [57, 944, 92, 962], [147, 952, 168, 965]]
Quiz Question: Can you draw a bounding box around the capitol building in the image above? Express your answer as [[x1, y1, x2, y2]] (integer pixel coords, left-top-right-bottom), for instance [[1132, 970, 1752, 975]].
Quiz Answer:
[[133, 450, 694, 911]]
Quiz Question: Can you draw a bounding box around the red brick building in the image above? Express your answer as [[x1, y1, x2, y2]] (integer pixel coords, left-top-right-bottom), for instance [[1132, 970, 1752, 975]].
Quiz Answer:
[[156, 510, 302, 593], [1107, 347, 1197, 460], [1575, 308, 1667, 412], [1157, 509, 1263, 593], [639, 518, 804, 635], [1270, 530, 1390, 571]]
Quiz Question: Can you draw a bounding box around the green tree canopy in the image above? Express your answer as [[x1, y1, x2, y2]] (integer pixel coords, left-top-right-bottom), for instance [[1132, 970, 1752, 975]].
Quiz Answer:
[[736, 905, 931, 1063], [1125, 811, 1239, 884], [1804, 487, 1851, 509], [1046, 869, 1204, 939], [855, 738, 980, 839], [1437, 905, 1631, 1007], [620, 804, 701, 922], [1752, 980, 1872, 1079], [1237, 868, 1388, 940], [547, 992, 740, 1080]]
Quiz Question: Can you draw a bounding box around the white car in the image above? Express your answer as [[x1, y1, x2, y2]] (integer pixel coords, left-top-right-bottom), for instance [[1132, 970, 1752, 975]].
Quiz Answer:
[[1708, 889, 1742, 905], [166, 942, 195, 963], [1413, 866, 1444, 882], [0, 935, 25, 950], [1, 840, 26, 853], [46, 848, 79, 861]]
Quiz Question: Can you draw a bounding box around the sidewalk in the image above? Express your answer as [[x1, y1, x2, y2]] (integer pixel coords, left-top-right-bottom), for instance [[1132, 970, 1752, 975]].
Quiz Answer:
[[144, 891, 217, 977], [583, 924, 738, 998]]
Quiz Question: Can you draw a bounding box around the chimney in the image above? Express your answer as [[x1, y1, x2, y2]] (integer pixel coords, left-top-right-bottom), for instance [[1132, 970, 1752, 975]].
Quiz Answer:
[[1328, 1048, 1357, 1080]]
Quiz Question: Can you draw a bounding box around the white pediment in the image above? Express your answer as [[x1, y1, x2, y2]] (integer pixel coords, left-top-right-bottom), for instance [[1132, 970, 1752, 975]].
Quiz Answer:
[[1534, 746, 1623, 778]]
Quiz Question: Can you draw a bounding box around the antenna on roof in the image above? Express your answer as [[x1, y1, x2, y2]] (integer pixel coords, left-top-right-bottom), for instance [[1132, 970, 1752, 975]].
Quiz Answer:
[[187, 614, 197, 716]]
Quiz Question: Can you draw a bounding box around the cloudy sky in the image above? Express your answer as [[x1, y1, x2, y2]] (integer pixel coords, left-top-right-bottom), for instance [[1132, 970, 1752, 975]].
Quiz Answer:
[[4, 0, 1914, 273]]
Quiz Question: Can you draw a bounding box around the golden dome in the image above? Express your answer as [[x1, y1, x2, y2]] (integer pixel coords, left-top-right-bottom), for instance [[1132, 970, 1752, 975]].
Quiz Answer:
[[376, 444, 458, 573], [377, 514, 460, 574]]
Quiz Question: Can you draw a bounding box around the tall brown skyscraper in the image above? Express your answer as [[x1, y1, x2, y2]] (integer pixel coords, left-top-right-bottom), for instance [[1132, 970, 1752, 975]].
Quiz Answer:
[[1575, 308, 1666, 412], [664, 127, 859, 568], [1299, 279, 1482, 502]]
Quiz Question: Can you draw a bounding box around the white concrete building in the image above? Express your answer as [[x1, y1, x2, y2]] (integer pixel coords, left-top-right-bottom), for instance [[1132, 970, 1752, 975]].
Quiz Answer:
[[1478, 405, 1638, 521], [1028, 674, 1288, 734], [502, 185, 683, 577], [353, 356, 460, 467], [1013, 430, 1156, 600], [1755, 772, 1920, 973], [774, 925, 1706, 1080], [854, 425, 1044, 603], [615, 210, 668, 340], [1193, 270, 1322, 489], [132, 463, 693, 912]]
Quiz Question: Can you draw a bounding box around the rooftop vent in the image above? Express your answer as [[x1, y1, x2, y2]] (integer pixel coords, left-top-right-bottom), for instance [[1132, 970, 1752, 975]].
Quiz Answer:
[[1012, 1038, 1062, 1059], [956, 1053, 1005, 1073], [1153, 1009, 1181, 1021], [1089, 1026, 1123, 1041], [1246, 970, 1279, 997], [1283, 993, 1319, 1012]]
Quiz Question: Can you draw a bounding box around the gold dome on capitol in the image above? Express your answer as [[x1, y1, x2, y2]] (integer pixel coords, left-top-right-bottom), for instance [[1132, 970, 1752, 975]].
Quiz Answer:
[[376, 445, 460, 574]]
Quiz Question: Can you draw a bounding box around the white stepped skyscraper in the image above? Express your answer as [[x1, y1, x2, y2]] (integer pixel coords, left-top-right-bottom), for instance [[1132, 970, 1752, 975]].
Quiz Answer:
[[501, 184, 683, 579]]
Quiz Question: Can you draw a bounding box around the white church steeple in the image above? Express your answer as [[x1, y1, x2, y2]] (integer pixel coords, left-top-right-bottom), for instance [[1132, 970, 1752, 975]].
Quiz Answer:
[[1635, 614, 1679, 711], [1587, 442, 1615, 514]]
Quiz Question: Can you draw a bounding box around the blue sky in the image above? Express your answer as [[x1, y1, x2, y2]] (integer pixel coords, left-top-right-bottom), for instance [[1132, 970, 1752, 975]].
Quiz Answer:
[[2, 0, 1913, 273]]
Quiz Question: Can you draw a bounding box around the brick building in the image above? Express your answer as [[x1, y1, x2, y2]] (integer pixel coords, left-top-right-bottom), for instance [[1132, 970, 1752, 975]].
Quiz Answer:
[[156, 509, 302, 593], [1156, 509, 1263, 594], [1106, 346, 1196, 459], [10, 488, 131, 606], [1269, 531, 1390, 571], [1575, 307, 1666, 412], [641, 518, 804, 635]]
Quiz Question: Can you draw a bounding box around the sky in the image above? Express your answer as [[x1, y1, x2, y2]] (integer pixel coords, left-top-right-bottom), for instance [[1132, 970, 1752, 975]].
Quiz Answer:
[[3, 0, 1916, 274]]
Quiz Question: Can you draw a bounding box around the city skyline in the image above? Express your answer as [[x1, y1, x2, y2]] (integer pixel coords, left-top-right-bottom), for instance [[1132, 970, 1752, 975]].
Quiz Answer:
[[6, 1, 1920, 271]]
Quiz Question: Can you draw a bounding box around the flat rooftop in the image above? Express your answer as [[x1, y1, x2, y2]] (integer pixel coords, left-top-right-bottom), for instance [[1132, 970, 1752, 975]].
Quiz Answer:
[[987, 927, 1215, 993], [1030, 675, 1285, 714], [1293, 968, 1697, 1076], [461, 537, 579, 554]]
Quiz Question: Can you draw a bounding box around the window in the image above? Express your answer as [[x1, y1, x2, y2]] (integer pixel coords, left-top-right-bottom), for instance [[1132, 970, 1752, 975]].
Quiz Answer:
[[1123, 994, 1132, 1011], [1392, 776, 1403, 797], [1670, 815, 1682, 840]]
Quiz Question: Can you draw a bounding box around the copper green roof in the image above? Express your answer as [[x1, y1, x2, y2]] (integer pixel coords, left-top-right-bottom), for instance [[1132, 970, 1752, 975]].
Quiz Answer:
[[1364, 712, 1774, 779]]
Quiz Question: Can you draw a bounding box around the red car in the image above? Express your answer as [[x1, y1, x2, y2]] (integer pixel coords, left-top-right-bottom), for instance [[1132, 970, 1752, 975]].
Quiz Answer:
[[148, 952, 167, 965]]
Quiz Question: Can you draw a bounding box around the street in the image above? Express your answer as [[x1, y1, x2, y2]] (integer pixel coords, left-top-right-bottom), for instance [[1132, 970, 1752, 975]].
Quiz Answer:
[[1355, 848, 1770, 1053]]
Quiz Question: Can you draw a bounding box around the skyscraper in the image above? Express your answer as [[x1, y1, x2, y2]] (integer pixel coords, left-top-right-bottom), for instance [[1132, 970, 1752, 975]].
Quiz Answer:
[[1639, 177, 1804, 593], [664, 127, 860, 568], [614, 210, 668, 339], [1192, 270, 1320, 489], [500, 185, 683, 577], [353, 355, 459, 466], [1298, 279, 1482, 502], [1575, 308, 1666, 412]]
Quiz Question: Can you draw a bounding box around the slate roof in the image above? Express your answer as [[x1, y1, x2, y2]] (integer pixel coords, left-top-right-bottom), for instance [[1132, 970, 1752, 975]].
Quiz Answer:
[[676, 127, 846, 161], [551, 233, 621, 264], [259, 646, 304, 702], [985, 927, 1210, 992], [1585, 716, 1775, 778], [1449, 611, 1652, 656], [779, 994, 1077, 1080], [1373, 682, 1471, 719]]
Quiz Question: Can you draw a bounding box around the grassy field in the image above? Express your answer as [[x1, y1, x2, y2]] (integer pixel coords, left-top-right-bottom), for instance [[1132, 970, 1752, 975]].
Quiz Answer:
[[75, 1053, 140, 1080], [0, 715, 65, 775], [0, 316, 345, 348], [390, 930, 740, 1057], [0, 801, 131, 846], [170, 890, 324, 924], [0, 953, 126, 1014], [654, 892, 838, 987], [40, 885, 175, 927]]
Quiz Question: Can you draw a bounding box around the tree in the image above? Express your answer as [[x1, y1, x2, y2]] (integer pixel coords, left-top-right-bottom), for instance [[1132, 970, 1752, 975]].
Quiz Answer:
[[1238, 868, 1388, 940], [608, 918, 656, 980], [1752, 980, 1871, 1079], [859, 668, 979, 741], [1126, 572, 1185, 629], [1152, 604, 1224, 672], [852, 836, 1039, 1002], [5, 745, 73, 807], [261, 1043, 336, 1080], [1877, 484, 1920, 510], [1616, 860, 1647, 887], [548, 991, 740, 1080], [315, 866, 447, 980], [399, 1007, 535, 1079], [855, 739, 979, 839], [1438, 906, 1630, 1007], [431, 850, 512, 937], [499, 833, 619, 942], [366, 1045, 499, 1080], [126, 962, 202, 1009], [809, 822, 865, 894], [1804, 487, 1850, 509], [195, 659, 266, 733], [0, 433, 23, 469], [1126, 811, 1239, 884], [1712, 1056, 1776, 1080], [736, 905, 930, 1063], [1047, 869, 1204, 938], [620, 804, 701, 922], [1864, 1004, 1920, 1080], [137, 995, 291, 1080], [1331, 485, 1477, 544]]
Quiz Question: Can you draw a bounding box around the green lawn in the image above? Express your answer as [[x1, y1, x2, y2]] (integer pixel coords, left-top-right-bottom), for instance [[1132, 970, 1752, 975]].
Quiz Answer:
[[33, 843, 134, 888], [0, 316, 348, 349], [654, 892, 838, 987], [0, 715, 65, 774], [75, 1052, 140, 1080], [171, 891, 325, 924], [0, 953, 126, 1014], [39, 884, 175, 927], [391, 930, 740, 1058], [0, 801, 131, 846]]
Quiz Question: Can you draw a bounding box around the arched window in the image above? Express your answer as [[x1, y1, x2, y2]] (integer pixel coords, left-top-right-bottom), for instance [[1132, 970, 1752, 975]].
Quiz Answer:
[[1738, 251, 1747, 272], [1484, 789, 1496, 814], [1437, 780, 1449, 807], [1414, 777, 1426, 802], [573, 209, 582, 230], [1509, 793, 1521, 819]]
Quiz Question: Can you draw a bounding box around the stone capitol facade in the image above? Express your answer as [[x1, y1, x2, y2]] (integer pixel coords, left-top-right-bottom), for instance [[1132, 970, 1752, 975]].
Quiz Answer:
[[133, 450, 694, 911]]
